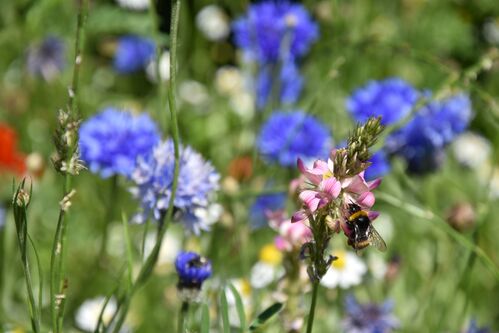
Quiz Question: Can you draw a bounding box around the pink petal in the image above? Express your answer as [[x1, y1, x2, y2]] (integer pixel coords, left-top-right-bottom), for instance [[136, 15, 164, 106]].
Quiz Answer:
[[274, 236, 289, 251], [343, 174, 369, 194], [368, 211, 380, 221], [297, 159, 322, 184], [321, 177, 341, 198], [357, 191, 375, 208], [291, 210, 308, 223], [367, 178, 382, 190]]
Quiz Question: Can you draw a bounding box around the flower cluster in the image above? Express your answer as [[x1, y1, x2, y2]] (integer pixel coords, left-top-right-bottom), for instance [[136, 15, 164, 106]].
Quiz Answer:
[[257, 111, 331, 167], [347, 78, 473, 175], [27, 36, 65, 81], [113, 35, 155, 74], [79, 108, 160, 178], [233, 1, 318, 108], [130, 139, 220, 234], [342, 295, 400, 333]]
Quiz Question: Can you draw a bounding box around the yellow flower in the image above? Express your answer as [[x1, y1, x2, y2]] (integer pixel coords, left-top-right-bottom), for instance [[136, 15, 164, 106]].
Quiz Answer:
[[332, 250, 346, 269], [259, 243, 283, 265]]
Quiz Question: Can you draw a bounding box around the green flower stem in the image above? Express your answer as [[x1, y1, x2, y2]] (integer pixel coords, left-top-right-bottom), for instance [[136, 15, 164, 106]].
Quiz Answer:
[[107, 0, 182, 331], [177, 301, 189, 333], [305, 282, 319, 333], [99, 175, 119, 258], [49, 0, 88, 331]]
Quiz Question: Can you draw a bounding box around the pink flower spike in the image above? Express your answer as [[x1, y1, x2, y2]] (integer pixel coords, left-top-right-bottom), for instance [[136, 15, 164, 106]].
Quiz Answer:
[[357, 191, 375, 208], [367, 178, 382, 190], [274, 236, 288, 251], [368, 211, 380, 221], [342, 175, 369, 194], [291, 210, 308, 223]]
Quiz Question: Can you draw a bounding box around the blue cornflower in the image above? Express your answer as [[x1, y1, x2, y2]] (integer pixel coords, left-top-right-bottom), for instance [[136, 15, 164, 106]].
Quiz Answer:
[[342, 295, 400, 333], [175, 251, 212, 289], [256, 60, 303, 108], [79, 108, 160, 178], [465, 319, 490, 333], [249, 192, 286, 229], [0, 205, 5, 229], [386, 94, 472, 174], [365, 151, 391, 181], [113, 35, 155, 74], [130, 139, 220, 234], [232, 1, 318, 64], [27, 36, 65, 81], [346, 78, 420, 125], [257, 111, 331, 167]]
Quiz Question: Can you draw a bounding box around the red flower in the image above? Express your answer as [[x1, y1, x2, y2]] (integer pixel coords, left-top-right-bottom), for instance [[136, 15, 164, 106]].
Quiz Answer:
[[0, 123, 26, 175]]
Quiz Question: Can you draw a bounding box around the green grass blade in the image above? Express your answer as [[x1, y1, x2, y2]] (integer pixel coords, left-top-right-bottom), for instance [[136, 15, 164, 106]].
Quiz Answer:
[[220, 289, 230, 333], [121, 211, 134, 288], [228, 282, 246, 332], [201, 303, 210, 333]]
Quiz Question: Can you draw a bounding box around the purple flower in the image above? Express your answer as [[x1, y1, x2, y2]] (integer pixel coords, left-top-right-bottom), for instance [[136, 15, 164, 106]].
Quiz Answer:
[[175, 251, 212, 289], [130, 139, 220, 234], [342, 295, 400, 333], [257, 111, 331, 167], [465, 320, 490, 333], [113, 35, 155, 74], [27, 36, 65, 81], [79, 108, 160, 178]]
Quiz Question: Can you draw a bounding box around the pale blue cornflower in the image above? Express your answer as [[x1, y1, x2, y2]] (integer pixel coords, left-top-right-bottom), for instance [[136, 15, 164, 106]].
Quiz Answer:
[[130, 139, 220, 234]]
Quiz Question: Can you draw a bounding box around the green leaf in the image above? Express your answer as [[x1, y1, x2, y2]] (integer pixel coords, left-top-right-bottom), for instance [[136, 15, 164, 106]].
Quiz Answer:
[[228, 283, 246, 332], [220, 289, 230, 333], [201, 303, 210, 333], [249, 303, 284, 332]]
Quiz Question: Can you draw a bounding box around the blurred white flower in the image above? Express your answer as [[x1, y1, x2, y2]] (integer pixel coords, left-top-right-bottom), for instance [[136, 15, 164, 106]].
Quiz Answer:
[[144, 230, 181, 267], [367, 253, 388, 280], [192, 203, 223, 228], [215, 66, 244, 96], [229, 92, 255, 121], [250, 244, 285, 289], [179, 80, 209, 107], [320, 251, 367, 289], [196, 5, 230, 41], [146, 51, 170, 82], [75, 296, 117, 332], [483, 19, 499, 45], [115, 0, 149, 10], [452, 132, 492, 169]]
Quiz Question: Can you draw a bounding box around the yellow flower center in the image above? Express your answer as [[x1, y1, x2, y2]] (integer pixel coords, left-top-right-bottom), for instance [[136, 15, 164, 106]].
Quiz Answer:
[[241, 279, 252, 297], [332, 251, 347, 270], [259, 244, 283, 265]]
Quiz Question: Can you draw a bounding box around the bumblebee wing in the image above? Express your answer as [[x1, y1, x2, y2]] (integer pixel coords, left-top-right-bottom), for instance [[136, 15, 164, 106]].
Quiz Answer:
[[368, 226, 387, 252]]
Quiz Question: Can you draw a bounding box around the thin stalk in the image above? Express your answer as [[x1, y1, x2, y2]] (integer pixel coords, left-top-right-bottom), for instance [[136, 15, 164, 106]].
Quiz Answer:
[[177, 301, 189, 333], [107, 1, 182, 330], [305, 282, 319, 333], [99, 176, 119, 258], [49, 0, 88, 331]]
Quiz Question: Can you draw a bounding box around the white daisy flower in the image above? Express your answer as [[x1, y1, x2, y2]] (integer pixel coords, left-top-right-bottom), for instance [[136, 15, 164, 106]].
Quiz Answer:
[[320, 251, 367, 289], [179, 80, 209, 107], [115, 0, 149, 11], [75, 296, 117, 332], [215, 66, 244, 96], [452, 132, 492, 169], [146, 51, 170, 82], [196, 5, 230, 41], [250, 244, 285, 289]]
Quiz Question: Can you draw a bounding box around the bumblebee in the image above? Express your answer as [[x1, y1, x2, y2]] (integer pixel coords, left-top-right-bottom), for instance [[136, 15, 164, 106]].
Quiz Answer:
[[345, 203, 386, 252]]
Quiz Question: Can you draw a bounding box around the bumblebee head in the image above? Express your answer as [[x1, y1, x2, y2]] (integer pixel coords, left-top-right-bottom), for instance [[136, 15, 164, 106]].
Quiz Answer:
[[347, 203, 361, 214]]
